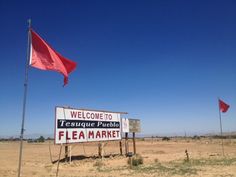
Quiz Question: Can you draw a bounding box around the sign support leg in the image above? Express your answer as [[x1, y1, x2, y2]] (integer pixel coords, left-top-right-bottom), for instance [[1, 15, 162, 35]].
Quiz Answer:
[[119, 140, 123, 155], [69, 146, 72, 164], [49, 141, 53, 163], [125, 133, 129, 156], [65, 145, 68, 162], [56, 144, 63, 177], [133, 132, 136, 155]]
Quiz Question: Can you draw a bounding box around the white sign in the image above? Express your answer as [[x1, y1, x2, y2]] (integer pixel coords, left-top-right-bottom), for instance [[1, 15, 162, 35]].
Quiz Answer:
[[122, 118, 129, 133], [55, 107, 121, 144]]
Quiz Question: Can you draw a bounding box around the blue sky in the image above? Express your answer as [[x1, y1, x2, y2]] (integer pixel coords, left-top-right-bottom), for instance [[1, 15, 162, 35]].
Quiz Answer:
[[0, 0, 235, 137]]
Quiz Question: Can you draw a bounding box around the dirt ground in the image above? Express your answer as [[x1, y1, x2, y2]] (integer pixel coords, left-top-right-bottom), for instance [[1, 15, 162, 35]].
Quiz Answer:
[[1, 138, 236, 177]]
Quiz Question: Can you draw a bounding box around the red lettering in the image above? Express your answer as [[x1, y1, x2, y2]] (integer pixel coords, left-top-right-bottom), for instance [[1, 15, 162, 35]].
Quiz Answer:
[[82, 112, 86, 119], [86, 112, 90, 118], [71, 111, 77, 118], [59, 131, 64, 140], [69, 111, 112, 120], [116, 131, 120, 138], [78, 112, 82, 118], [79, 131, 85, 139], [102, 131, 106, 138], [105, 114, 108, 120], [112, 130, 116, 138], [104, 114, 112, 120], [88, 131, 94, 138], [94, 113, 99, 119], [66, 131, 71, 140], [96, 131, 101, 138], [107, 131, 111, 138], [72, 131, 77, 140]]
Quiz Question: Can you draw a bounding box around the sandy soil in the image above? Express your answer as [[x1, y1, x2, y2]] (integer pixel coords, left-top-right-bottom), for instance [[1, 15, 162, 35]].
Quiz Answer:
[[1, 138, 236, 177]]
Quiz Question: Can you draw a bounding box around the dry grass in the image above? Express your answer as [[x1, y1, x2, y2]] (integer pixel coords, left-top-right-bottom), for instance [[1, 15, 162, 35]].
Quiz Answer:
[[1, 139, 236, 176]]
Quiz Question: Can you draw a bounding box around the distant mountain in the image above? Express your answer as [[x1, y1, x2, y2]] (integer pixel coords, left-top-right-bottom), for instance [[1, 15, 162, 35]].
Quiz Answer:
[[203, 131, 236, 137], [0, 133, 54, 139]]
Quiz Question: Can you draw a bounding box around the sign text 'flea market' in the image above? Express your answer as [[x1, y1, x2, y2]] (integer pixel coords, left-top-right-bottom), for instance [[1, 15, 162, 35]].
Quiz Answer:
[[55, 107, 122, 144]]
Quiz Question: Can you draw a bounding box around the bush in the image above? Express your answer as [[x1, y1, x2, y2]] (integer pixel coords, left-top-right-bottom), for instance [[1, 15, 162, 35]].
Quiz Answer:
[[192, 135, 200, 140], [162, 137, 170, 141], [93, 160, 104, 168], [37, 136, 45, 142], [128, 154, 143, 166]]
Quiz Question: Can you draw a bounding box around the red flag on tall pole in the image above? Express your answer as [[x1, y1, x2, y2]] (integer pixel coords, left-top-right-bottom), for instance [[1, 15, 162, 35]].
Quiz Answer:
[[218, 98, 230, 156], [18, 21, 77, 177], [29, 28, 77, 86], [219, 99, 230, 113]]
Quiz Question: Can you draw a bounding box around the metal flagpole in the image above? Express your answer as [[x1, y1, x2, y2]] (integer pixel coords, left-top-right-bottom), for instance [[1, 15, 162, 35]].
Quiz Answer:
[[218, 98, 225, 156], [17, 19, 31, 177]]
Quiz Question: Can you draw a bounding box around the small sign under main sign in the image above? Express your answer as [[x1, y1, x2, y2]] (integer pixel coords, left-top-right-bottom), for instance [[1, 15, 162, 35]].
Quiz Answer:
[[122, 118, 129, 133]]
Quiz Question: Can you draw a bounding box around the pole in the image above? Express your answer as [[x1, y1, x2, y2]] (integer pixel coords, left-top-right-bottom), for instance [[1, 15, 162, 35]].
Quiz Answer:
[[119, 140, 123, 155], [17, 19, 31, 177], [218, 98, 225, 156], [49, 141, 53, 163], [65, 145, 68, 162], [69, 146, 72, 164], [56, 144, 63, 177], [98, 142, 102, 158], [132, 132, 136, 155], [125, 132, 128, 156]]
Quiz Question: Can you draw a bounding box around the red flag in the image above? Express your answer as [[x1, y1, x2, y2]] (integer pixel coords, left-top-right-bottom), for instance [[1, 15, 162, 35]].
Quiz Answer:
[[29, 29, 77, 86], [219, 99, 230, 113]]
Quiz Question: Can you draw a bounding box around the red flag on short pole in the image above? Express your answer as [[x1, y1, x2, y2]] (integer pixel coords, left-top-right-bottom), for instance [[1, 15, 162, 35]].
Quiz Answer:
[[219, 99, 230, 113], [29, 28, 77, 86]]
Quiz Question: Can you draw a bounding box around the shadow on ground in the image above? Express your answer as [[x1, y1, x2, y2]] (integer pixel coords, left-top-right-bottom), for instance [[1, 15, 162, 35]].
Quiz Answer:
[[52, 153, 123, 164]]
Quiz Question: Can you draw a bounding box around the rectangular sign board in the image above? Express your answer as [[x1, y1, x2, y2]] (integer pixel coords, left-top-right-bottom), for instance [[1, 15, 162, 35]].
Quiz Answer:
[[121, 118, 129, 133], [129, 119, 141, 133], [55, 107, 121, 144]]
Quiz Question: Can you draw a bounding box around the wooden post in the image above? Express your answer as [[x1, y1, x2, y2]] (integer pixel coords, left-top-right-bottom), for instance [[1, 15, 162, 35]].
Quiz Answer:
[[101, 142, 104, 159], [119, 141, 123, 155], [185, 149, 189, 162], [56, 144, 63, 177], [98, 142, 104, 158], [125, 133, 129, 156], [69, 146, 72, 164], [65, 145, 68, 162], [98, 142, 101, 157], [133, 132, 136, 155], [129, 156, 133, 169], [48, 141, 53, 163]]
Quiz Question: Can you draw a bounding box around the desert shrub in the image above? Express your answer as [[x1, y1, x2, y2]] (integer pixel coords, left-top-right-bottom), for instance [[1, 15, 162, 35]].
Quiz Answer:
[[128, 154, 144, 166], [134, 160, 197, 176], [37, 136, 45, 142], [47, 137, 54, 140], [212, 135, 227, 139], [162, 137, 170, 141], [93, 160, 104, 168], [192, 135, 200, 140]]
